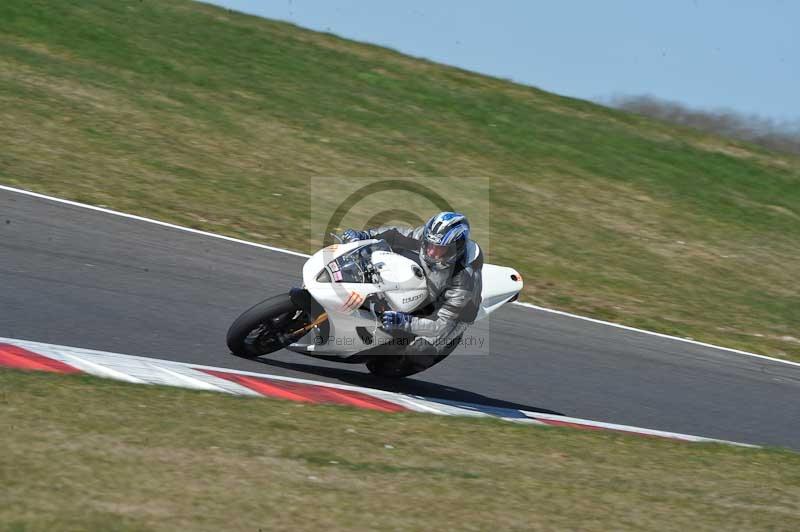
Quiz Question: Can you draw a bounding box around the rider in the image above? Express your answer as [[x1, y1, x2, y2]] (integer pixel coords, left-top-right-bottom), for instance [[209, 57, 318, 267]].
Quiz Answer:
[[341, 212, 483, 371]]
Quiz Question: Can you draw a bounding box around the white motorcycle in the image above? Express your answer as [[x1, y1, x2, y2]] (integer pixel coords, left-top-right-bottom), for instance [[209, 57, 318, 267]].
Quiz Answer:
[[226, 239, 523, 377]]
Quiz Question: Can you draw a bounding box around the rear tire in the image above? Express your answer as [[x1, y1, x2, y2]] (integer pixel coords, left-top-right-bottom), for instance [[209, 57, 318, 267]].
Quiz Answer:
[[365, 333, 463, 378], [366, 353, 452, 378], [226, 294, 304, 358]]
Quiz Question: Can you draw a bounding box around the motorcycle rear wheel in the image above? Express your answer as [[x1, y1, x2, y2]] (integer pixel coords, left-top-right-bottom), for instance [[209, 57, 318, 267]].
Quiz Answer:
[[226, 294, 307, 358], [365, 352, 452, 378]]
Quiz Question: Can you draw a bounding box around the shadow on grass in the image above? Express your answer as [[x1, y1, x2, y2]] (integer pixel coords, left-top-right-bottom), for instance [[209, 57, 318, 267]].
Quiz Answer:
[[248, 356, 564, 416]]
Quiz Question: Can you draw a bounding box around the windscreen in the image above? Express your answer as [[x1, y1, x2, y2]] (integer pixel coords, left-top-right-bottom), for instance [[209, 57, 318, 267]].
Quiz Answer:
[[325, 240, 391, 283]]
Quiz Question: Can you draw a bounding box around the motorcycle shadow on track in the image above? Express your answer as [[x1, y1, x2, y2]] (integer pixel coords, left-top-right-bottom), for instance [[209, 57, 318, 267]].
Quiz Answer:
[[248, 357, 564, 416]]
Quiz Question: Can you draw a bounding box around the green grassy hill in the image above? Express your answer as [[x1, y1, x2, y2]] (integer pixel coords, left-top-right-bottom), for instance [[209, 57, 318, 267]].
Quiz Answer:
[[1, 0, 798, 358], [3, 369, 800, 531]]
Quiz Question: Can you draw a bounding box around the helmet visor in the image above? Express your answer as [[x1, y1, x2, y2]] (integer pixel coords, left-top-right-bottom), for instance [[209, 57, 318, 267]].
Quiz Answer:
[[422, 240, 459, 265]]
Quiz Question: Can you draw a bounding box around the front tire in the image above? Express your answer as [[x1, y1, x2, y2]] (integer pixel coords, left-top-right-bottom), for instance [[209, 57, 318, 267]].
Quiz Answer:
[[226, 294, 305, 358]]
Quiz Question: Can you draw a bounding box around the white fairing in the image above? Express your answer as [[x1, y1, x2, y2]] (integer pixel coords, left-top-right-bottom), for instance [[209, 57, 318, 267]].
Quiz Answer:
[[478, 264, 523, 320], [372, 251, 428, 313], [291, 239, 522, 356]]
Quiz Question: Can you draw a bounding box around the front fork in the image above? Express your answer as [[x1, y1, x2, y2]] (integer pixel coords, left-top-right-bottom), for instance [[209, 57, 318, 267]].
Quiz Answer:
[[288, 287, 329, 339]]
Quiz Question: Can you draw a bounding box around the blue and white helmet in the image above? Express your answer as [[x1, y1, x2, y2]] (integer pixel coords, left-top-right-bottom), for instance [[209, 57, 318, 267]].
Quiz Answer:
[[420, 212, 470, 269]]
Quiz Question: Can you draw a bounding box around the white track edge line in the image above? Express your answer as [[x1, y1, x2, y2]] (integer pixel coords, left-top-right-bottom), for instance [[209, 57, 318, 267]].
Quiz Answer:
[[0, 184, 311, 258], [2, 183, 796, 368], [513, 302, 800, 368], [523, 411, 758, 447]]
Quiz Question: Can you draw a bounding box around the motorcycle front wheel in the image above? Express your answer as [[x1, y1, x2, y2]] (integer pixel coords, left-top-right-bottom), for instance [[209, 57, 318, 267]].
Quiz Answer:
[[226, 294, 308, 358]]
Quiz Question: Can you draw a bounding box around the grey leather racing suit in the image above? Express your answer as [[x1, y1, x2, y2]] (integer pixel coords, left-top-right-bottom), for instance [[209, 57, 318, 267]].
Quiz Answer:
[[364, 225, 483, 356]]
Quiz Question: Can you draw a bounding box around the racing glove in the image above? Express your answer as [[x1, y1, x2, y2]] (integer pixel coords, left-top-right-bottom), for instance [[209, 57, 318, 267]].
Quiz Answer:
[[382, 311, 412, 332], [341, 229, 369, 243]]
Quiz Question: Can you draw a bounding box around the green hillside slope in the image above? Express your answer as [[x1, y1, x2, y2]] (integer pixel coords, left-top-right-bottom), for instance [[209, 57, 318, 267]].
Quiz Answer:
[[1, 0, 798, 358], [3, 370, 800, 531]]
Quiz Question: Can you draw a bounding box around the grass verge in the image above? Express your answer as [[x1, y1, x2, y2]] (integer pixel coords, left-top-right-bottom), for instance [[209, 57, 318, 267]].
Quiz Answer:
[[0, 0, 798, 358], [1, 369, 799, 531]]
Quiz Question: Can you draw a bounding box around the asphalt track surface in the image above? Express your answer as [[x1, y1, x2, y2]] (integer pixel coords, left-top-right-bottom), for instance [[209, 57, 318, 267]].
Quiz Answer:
[[2, 189, 800, 449]]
